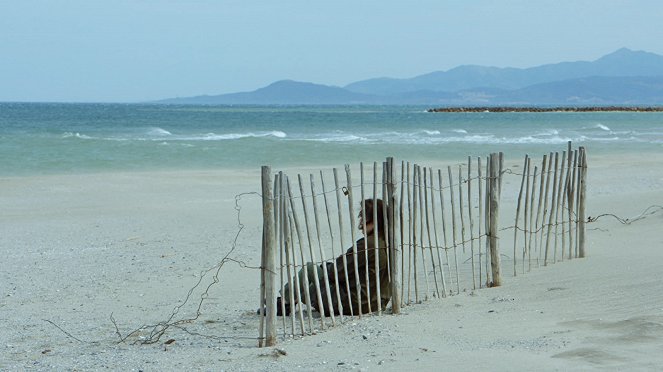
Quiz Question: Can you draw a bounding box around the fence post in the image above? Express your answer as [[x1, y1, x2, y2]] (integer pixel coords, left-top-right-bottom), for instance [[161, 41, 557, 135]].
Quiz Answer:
[[260, 166, 277, 347], [488, 153, 502, 287], [578, 147, 587, 258], [387, 157, 401, 314]]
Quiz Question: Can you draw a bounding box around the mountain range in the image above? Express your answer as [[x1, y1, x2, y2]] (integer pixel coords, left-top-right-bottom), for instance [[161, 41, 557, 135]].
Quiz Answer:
[[157, 48, 663, 105]]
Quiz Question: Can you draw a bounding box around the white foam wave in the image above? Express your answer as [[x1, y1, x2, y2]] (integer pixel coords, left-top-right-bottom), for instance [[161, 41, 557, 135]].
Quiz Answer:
[[596, 124, 611, 131], [382, 134, 586, 145], [148, 127, 172, 136], [537, 129, 559, 136], [61, 129, 287, 142], [307, 134, 371, 143], [452, 129, 468, 134], [422, 130, 441, 135], [268, 131, 287, 138], [511, 136, 574, 144], [62, 132, 93, 140], [178, 131, 287, 141]]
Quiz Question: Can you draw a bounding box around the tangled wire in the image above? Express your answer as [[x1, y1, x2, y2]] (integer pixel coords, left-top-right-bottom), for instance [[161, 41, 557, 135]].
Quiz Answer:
[[587, 205, 663, 225], [110, 191, 261, 345]]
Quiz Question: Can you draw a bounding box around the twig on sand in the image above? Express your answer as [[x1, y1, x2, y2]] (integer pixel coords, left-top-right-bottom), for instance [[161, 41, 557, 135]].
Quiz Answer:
[[43, 319, 88, 343]]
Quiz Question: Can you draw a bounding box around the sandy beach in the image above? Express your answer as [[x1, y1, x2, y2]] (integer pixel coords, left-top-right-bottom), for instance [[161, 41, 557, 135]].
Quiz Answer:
[[2, 153, 663, 371]]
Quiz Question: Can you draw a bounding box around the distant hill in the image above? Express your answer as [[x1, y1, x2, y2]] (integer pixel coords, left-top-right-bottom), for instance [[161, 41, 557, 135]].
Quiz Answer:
[[156, 48, 663, 105], [498, 76, 663, 105], [344, 48, 663, 94], [158, 80, 377, 105]]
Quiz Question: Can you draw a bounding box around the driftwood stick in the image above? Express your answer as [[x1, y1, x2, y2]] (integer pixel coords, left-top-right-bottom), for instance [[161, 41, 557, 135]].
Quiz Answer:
[[423, 167, 440, 297], [382, 163, 391, 280], [260, 166, 277, 347], [458, 166, 467, 256], [477, 157, 484, 287], [527, 165, 538, 272], [286, 178, 314, 332], [310, 174, 336, 325], [280, 174, 296, 335], [574, 149, 581, 257], [578, 147, 588, 258], [498, 152, 504, 198], [564, 142, 572, 259], [523, 158, 531, 274], [514, 155, 528, 277], [406, 162, 413, 305], [488, 154, 502, 287], [387, 157, 401, 314], [258, 203, 267, 345], [448, 165, 461, 294], [373, 162, 382, 315], [554, 151, 567, 263], [412, 165, 420, 302], [574, 150, 581, 257], [533, 154, 547, 266], [400, 161, 406, 307], [484, 157, 491, 286], [360, 163, 372, 314], [568, 150, 578, 258], [467, 158, 477, 289], [276, 174, 287, 336], [298, 174, 327, 328], [430, 167, 448, 297], [417, 166, 431, 300], [560, 153, 571, 259], [539, 153, 553, 264], [345, 164, 363, 318], [544, 152, 559, 266], [286, 211, 306, 335], [333, 168, 352, 317], [438, 169, 452, 292], [319, 171, 344, 322], [284, 177, 302, 334]]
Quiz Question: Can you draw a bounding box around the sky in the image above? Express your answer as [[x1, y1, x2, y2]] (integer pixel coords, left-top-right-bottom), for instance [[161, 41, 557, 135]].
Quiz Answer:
[[2, 0, 663, 102]]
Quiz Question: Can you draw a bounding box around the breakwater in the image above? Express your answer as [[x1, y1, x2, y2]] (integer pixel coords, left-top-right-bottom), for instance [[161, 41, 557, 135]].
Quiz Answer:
[[427, 106, 663, 113]]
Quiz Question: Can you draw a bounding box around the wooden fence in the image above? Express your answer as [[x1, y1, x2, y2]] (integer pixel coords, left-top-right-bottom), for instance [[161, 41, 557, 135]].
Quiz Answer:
[[258, 143, 587, 347]]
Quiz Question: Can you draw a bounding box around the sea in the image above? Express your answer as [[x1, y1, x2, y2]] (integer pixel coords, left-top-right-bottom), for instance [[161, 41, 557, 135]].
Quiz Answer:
[[1, 103, 662, 176]]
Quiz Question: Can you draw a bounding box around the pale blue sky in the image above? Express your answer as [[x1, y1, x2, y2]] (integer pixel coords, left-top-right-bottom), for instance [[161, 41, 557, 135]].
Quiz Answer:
[[2, 0, 662, 102]]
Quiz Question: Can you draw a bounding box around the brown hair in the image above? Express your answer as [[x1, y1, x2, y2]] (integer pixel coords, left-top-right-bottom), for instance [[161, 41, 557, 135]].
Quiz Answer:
[[361, 198, 387, 238]]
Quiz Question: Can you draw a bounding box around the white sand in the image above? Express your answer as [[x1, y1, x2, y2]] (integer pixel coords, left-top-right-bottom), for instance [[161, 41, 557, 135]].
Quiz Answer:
[[2, 154, 663, 371]]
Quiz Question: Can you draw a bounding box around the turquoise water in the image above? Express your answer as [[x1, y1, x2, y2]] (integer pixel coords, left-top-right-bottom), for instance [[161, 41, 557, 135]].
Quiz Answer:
[[1, 103, 662, 175]]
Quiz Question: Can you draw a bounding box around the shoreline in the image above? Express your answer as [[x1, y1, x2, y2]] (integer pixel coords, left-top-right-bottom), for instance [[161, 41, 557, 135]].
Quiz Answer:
[[427, 106, 663, 113]]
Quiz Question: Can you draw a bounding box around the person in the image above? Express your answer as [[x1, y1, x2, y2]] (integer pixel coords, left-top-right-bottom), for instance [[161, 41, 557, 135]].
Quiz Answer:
[[278, 198, 391, 316]]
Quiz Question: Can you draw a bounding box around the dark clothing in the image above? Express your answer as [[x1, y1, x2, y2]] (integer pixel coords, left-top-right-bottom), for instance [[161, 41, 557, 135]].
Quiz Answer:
[[284, 233, 391, 316]]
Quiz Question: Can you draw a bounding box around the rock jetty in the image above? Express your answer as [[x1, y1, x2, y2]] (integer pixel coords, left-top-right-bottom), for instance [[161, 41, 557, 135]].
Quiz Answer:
[[427, 106, 663, 113]]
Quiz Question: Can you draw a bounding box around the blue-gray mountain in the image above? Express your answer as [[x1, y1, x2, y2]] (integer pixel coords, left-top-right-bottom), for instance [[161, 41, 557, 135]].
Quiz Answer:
[[158, 48, 663, 105]]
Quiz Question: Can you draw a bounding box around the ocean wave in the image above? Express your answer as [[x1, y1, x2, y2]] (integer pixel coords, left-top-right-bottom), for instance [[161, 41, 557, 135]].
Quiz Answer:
[[578, 123, 613, 132], [452, 129, 468, 134], [62, 132, 94, 140], [306, 134, 372, 143], [350, 134, 586, 145], [596, 123, 611, 131], [58, 128, 649, 146], [60, 130, 287, 142], [177, 131, 287, 141], [421, 130, 441, 135], [147, 127, 172, 136], [536, 129, 560, 136], [510, 136, 576, 144]]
